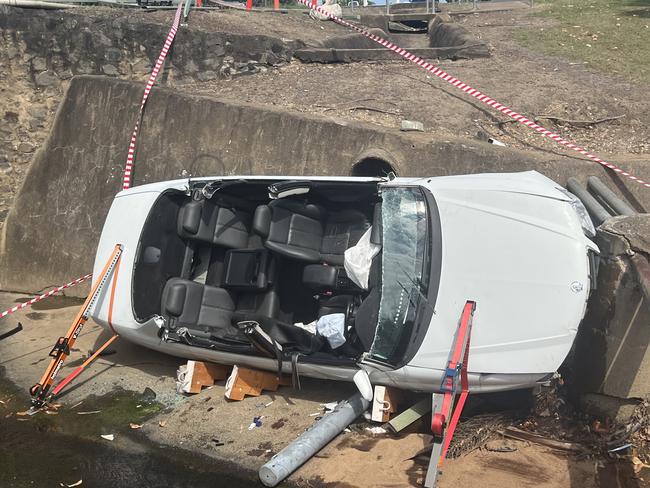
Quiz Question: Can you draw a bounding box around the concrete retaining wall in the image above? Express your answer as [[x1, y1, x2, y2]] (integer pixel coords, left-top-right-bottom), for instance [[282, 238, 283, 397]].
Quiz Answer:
[[1, 75, 649, 296], [573, 215, 650, 403]]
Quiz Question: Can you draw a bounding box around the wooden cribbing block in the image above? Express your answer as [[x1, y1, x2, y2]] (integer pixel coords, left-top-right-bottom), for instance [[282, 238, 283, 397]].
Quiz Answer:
[[181, 360, 231, 394], [371, 385, 401, 423], [387, 397, 431, 433], [224, 365, 291, 401]]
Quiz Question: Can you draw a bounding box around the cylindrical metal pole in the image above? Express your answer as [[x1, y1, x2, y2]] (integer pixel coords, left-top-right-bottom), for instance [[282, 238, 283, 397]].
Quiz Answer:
[[259, 392, 370, 487], [567, 177, 612, 225], [587, 176, 637, 217]]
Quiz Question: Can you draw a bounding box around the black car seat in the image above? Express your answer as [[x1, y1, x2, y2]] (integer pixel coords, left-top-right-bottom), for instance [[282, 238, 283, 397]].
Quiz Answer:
[[177, 195, 253, 249], [161, 278, 250, 349], [252, 199, 369, 265]]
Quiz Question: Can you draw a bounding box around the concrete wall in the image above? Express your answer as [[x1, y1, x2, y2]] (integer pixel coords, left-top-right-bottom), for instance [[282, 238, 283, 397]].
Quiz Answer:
[[573, 215, 650, 404], [1, 75, 649, 296]]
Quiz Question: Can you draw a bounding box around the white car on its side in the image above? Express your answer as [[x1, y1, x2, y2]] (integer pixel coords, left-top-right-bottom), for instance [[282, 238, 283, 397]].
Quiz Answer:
[[91, 171, 598, 393]]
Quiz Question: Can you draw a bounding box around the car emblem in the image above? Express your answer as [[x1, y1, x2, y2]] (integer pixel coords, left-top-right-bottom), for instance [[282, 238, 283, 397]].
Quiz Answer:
[[570, 281, 584, 293]]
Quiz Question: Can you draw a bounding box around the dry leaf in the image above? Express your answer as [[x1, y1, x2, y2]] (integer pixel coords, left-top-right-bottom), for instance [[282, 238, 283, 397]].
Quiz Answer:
[[129, 423, 143, 429], [158, 420, 167, 427]]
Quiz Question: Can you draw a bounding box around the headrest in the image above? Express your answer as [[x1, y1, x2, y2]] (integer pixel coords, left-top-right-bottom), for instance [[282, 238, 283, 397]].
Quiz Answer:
[[165, 283, 187, 317], [253, 205, 271, 238], [179, 200, 202, 235]]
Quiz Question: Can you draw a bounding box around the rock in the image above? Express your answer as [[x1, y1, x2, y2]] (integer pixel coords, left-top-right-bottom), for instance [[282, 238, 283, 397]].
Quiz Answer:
[[400, 120, 424, 132], [34, 70, 59, 87], [140, 387, 157, 403], [183, 59, 199, 74], [102, 64, 119, 76], [197, 70, 217, 81], [58, 69, 74, 80], [17, 143, 34, 154], [0, 161, 12, 174], [31, 57, 47, 71], [4, 111, 19, 124], [77, 60, 95, 75], [5, 46, 19, 59], [203, 58, 221, 70], [104, 47, 122, 63]]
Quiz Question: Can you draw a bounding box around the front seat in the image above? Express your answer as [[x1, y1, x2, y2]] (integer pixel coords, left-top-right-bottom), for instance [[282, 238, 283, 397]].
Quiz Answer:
[[252, 199, 369, 265]]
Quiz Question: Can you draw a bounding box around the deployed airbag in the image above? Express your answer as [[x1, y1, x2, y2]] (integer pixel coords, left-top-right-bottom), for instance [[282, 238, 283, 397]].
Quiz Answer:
[[344, 227, 381, 289]]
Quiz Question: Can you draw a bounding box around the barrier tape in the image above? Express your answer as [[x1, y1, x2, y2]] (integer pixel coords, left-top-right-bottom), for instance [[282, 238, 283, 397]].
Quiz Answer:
[[300, 1, 649, 189], [122, 0, 185, 190], [0, 274, 92, 319]]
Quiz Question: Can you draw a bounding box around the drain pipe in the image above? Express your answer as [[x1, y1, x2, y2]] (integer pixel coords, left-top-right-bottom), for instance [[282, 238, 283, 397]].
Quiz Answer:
[[587, 176, 637, 217], [259, 392, 370, 487], [0, 0, 77, 7]]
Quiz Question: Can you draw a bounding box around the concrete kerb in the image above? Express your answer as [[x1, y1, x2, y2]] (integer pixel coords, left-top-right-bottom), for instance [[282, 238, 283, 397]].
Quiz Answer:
[[1, 75, 649, 296]]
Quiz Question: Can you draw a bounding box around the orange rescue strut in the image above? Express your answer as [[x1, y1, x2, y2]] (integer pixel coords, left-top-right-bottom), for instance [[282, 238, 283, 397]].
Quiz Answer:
[[30, 244, 123, 408]]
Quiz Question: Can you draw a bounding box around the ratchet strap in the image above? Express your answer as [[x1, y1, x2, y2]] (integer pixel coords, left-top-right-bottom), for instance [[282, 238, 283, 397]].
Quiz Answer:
[[29, 244, 123, 407], [431, 300, 476, 460]]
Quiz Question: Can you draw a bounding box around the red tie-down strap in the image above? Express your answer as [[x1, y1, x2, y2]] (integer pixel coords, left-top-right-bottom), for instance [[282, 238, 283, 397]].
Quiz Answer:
[[431, 300, 476, 461]]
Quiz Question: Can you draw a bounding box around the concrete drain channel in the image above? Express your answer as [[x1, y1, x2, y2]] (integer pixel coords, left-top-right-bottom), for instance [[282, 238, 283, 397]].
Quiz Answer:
[[295, 15, 490, 63]]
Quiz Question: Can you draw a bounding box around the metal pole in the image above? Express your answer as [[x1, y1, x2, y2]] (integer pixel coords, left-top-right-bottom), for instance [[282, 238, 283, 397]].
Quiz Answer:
[[259, 392, 370, 487], [385, 0, 389, 16]]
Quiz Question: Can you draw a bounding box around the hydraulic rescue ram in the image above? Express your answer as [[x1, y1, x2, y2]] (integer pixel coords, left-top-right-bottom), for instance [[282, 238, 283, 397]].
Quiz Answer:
[[29, 244, 123, 408]]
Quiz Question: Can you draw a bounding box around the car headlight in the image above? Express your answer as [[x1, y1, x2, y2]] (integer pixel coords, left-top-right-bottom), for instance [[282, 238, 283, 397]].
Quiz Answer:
[[557, 187, 596, 238]]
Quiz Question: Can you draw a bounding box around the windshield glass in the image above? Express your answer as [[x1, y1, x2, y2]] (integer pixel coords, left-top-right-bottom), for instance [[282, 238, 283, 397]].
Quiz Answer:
[[369, 186, 429, 363]]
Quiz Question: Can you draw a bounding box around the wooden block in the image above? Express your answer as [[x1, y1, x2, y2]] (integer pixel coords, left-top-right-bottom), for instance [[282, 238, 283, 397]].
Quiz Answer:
[[371, 385, 400, 423], [224, 365, 290, 401], [186, 360, 231, 394], [387, 397, 432, 433]]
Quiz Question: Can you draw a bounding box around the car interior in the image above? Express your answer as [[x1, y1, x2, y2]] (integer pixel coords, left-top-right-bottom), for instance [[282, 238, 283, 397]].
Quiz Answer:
[[133, 179, 384, 367]]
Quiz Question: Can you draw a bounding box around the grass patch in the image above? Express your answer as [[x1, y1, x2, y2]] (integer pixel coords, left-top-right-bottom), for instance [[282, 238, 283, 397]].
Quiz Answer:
[[515, 0, 650, 81]]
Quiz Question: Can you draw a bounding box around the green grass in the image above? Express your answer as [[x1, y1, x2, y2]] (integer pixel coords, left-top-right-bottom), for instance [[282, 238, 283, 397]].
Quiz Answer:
[[516, 0, 650, 82]]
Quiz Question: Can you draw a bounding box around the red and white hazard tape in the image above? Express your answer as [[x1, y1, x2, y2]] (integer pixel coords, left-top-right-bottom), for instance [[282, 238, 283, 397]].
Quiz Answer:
[[0, 274, 92, 319], [300, 1, 649, 189], [123, 1, 185, 190]]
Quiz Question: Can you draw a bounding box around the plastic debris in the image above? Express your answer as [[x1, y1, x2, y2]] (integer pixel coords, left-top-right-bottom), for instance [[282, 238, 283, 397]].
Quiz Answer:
[[59, 480, 83, 487], [322, 402, 338, 412], [400, 120, 424, 132], [100, 434, 114, 441], [248, 416, 264, 430], [365, 426, 387, 435]]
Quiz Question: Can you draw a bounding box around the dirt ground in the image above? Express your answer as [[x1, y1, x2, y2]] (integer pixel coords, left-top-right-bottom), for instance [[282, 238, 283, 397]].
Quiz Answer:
[[0, 292, 644, 487], [182, 8, 650, 164]]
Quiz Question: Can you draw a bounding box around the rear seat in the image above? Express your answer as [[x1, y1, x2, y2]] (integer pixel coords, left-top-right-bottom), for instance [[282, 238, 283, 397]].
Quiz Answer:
[[178, 196, 253, 249], [162, 278, 235, 331]]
